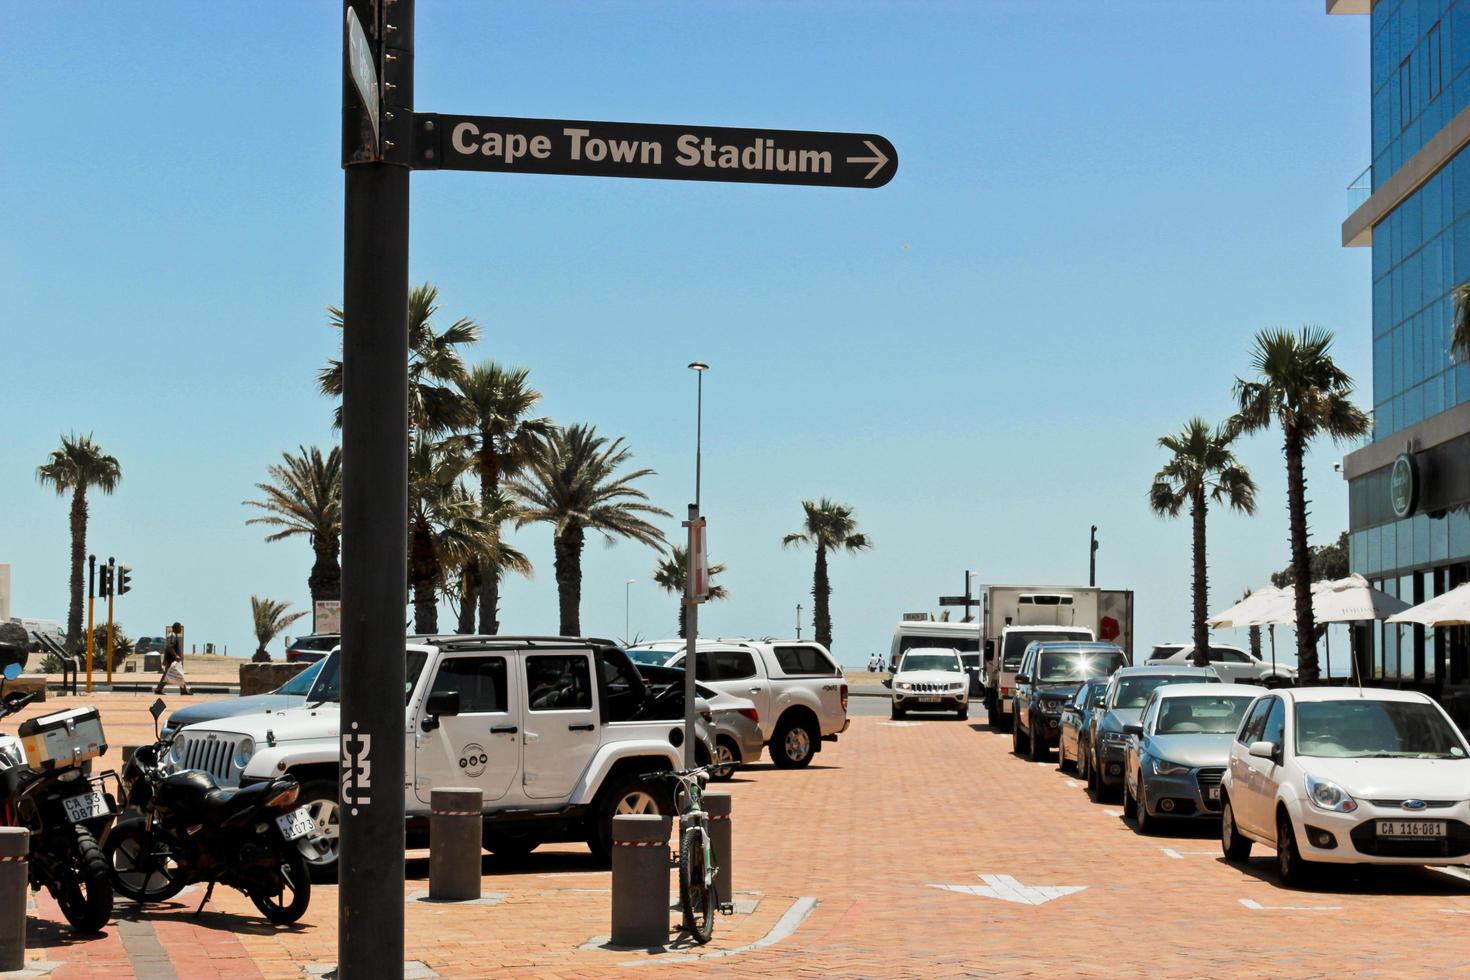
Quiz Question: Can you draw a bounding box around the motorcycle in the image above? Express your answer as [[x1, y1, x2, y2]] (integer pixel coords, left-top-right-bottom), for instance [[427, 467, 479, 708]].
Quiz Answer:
[[103, 699, 312, 924], [0, 662, 118, 934]]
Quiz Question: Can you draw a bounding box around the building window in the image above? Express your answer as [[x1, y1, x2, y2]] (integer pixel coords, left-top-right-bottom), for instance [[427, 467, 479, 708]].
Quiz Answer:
[[1400, 56, 1413, 132]]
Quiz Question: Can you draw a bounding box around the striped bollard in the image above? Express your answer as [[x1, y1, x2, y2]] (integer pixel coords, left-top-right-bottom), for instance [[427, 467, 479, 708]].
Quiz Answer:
[[0, 828, 28, 972], [705, 791, 732, 905], [429, 787, 483, 901], [610, 813, 671, 947]]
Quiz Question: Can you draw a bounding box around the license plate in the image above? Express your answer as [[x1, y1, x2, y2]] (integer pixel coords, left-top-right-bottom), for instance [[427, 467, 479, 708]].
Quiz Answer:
[[1377, 820, 1446, 838], [918, 696, 941, 703], [62, 791, 110, 823], [276, 806, 316, 841], [1206, 786, 1221, 801]]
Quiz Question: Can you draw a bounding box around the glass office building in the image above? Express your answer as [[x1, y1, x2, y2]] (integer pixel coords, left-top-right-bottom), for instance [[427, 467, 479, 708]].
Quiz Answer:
[[1335, 0, 1470, 697]]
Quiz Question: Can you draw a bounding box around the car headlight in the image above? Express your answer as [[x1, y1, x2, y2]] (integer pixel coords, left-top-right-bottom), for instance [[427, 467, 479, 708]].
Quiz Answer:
[[951, 682, 966, 692], [170, 736, 188, 766], [897, 682, 912, 691], [1149, 757, 1189, 777], [233, 738, 254, 770], [1039, 700, 1062, 714], [1305, 774, 1357, 813], [1101, 731, 1131, 746]]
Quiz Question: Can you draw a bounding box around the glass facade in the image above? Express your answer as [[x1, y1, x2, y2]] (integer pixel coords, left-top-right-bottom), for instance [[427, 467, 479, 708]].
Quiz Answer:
[[1371, 0, 1470, 190]]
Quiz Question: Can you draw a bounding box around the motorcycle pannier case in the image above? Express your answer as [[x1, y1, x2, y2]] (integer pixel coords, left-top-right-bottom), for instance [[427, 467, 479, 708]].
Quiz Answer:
[[18, 707, 107, 770]]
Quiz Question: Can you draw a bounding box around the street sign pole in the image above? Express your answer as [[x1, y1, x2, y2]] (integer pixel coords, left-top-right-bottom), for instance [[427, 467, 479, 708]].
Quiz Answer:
[[339, 2, 411, 977], [85, 555, 95, 693]]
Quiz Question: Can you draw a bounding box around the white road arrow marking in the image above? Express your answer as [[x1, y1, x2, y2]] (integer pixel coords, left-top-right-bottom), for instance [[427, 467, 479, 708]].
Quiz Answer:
[[1238, 898, 1342, 912], [846, 139, 889, 180], [931, 874, 1087, 906]]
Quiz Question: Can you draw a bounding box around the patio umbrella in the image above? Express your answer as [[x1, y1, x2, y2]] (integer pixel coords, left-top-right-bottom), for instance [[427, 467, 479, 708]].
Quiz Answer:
[[1310, 574, 1411, 681], [1386, 581, 1470, 627], [1209, 586, 1295, 677]]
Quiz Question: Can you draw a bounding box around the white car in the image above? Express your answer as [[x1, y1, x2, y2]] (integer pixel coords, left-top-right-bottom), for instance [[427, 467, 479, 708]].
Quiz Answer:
[[890, 646, 969, 720], [1220, 687, 1470, 884], [1147, 642, 1296, 686]]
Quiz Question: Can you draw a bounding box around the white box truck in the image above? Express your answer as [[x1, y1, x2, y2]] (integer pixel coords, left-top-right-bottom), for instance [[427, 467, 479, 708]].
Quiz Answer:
[[979, 586, 1134, 730]]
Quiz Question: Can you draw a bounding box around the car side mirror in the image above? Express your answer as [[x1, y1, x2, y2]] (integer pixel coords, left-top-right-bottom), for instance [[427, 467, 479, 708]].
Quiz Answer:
[[1015, 674, 1030, 685], [1248, 740, 1278, 761], [881, 678, 892, 688], [422, 691, 460, 730], [1123, 723, 1143, 736]]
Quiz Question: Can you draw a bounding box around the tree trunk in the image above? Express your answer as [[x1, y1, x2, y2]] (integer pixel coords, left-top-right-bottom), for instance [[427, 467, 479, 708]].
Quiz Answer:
[[1191, 487, 1210, 668], [1283, 427, 1319, 682], [307, 532, 342, 618], [66, 486, 88, 650], [456, 560, 478, 634], [410, 516, 439, 634], [252, 646, 271, 663], [677, 600, 688, 639], [477, 439, 501, 634], [812, 544, 832, 650], [554, 523, 585, 637]]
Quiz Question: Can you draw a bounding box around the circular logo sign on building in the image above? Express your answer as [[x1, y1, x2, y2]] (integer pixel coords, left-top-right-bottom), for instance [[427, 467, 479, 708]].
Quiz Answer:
[[1390, 452, 1419, 519]]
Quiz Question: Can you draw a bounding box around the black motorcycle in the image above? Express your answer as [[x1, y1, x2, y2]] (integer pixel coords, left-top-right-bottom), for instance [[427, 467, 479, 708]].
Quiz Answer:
[[0, 665, 118, 934], [103, 699, 312, 924]]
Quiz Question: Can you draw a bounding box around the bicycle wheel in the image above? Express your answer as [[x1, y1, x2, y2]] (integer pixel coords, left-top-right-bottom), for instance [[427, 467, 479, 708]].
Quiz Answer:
[[679, 825, 715, 945]]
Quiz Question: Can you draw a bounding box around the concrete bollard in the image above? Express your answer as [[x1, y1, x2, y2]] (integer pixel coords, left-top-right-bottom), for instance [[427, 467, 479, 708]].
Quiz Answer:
[[705, 791, 732, 904], [0, 828, 28, 973], [429, 787, 483, 901], [610, 813, 671, 947]]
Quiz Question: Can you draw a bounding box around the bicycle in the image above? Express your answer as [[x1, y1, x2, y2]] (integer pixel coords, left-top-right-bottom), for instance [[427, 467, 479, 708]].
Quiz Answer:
[[643, 765, 729, 944]]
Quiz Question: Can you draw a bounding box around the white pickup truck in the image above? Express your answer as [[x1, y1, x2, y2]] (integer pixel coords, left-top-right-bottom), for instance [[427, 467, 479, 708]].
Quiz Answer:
[[167, 637, 714, 878], [628, 639, 850, 768]]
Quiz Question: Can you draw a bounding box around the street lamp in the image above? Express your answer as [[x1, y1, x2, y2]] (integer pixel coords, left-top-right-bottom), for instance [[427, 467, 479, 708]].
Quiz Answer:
[[1089, 525, 1099, 587], [684, 361, 710, 768], [624, 578, 635, 645]]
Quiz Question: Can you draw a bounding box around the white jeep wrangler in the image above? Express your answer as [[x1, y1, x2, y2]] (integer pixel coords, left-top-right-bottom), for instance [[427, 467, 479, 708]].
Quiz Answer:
[[168, 637, 712, 878]]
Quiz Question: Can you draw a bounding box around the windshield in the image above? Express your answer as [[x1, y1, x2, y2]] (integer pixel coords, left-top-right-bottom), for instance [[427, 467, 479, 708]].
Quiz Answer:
[[1154, 695, 1255, 735], [625, 648, 672, 667], [1147, 645, 1184, 662], [1037, 651, 1125, 683], [901, 653, 962, 673], [1294, 699, 1469, 759], [276, 660, 325, 696], [1003, 631, 1090, 669], [308, 649, 430, 705], [1113, 674, 1209, 709]]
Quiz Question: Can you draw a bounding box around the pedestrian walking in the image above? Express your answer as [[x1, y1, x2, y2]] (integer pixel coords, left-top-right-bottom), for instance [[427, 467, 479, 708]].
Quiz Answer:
[[867, 653, 880, 673], [155, 622, 191, 695]]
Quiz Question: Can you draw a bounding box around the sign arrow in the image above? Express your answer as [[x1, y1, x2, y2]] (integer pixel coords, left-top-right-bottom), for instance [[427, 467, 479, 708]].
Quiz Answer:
[[846, 139, 890, 181], [931, 874, 1087, 906]]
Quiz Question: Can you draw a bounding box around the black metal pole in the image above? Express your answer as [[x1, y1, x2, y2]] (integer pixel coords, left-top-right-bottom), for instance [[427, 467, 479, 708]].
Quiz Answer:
[[339, 1, 411, 975], [1089, 525, 1098, 587]]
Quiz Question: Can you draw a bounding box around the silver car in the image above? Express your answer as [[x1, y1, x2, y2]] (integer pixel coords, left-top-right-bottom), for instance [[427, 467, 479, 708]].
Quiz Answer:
[[699, 682, 763, 780]]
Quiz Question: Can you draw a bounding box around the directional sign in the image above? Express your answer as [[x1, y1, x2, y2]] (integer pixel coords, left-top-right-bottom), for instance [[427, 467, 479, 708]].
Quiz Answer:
[[932, 874, 1087, 906], [414, 113, 897, 188], [345, 8, 380, 145]]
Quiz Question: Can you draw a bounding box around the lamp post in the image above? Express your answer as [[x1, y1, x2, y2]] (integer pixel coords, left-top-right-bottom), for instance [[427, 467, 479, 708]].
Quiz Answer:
[[795, 603, 803, 640], [624, 579, 635, 645], [1089, 525, 1098, 587], [684, 361, 709, 768]]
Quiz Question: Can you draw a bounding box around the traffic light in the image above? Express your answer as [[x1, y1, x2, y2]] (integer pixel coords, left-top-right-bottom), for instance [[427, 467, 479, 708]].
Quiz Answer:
[[117, 565, 132, 596], [99, 564, 113, 597]]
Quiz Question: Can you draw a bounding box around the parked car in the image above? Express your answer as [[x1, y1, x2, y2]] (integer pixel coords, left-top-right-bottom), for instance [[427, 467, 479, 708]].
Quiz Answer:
[[285, 634, 340, 664], [1220, 687, 1470, 885], [1121, 683, 1259, 833], [889, 646, 969, 720], [134, 636, 165, 655], [633, 639, 850, 768], [1086, 665, 1219, 801], [162, 660, 326, 737], [1012, 642, 1128, 761], [1147, 642, 1296, 686], [699, 683, 763, 780], [887, 621, 983, 696], [166, 637, 713, 879], [1058, 677, 1109, 776]]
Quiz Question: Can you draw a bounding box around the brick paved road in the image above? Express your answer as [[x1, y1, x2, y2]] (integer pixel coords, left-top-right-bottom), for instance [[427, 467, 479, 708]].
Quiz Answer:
[[8, 694, 1470, 977]]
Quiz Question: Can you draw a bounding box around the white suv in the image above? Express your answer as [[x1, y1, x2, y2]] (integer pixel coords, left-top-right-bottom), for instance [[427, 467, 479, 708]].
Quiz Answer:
[[889, 646, 968, 720], [1147, 642, 1296, 686], [1220, 687, 1470, 885], [168, 637, 712, 878], [630, 639, 850, 768]]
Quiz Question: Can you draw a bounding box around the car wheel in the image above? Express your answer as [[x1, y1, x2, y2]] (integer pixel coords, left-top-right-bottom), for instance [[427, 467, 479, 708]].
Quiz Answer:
[[709, 739, 739, 781], [1011, 715, 1028, 756], [1086, 751, 1100, 799], [1221, 798, 1252, 862], [771, 716, 816, 769], [890, 702, 905, 720], [987, 698, 1001, 730], [1122, 775, 1137, 818], [1027, 716, 1044, 761], [1076, 741, 1088, 781], [588, 771, 674, 864], [956, 704, 968, 721], [1134, 778, 1154, 834], [1276, 811, 1312, 887]]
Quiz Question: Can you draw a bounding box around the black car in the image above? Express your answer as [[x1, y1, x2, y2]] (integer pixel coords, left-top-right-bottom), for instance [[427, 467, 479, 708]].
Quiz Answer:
[[285, 634, 339, 663], [1058, 677, 1109, 775], [1011, 642, 1128, 761]]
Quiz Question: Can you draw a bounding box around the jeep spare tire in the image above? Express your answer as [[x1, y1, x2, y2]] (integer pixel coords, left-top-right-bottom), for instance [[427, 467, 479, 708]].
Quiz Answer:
[[771, 715, 816, 769]]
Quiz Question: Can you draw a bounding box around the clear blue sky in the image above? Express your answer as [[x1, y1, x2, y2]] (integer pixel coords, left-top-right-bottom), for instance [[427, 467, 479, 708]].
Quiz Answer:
[[2, 2, 1369, 666]]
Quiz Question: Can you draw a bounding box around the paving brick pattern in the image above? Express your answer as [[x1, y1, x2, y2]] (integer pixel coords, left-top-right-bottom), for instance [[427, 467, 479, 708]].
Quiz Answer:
[[8, 695, 1470, 976]]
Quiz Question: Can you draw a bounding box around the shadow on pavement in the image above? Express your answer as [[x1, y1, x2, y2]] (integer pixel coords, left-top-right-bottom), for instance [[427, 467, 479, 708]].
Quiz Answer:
[[108, 897, 312, 937], [1230, 855, 1470, 897], [25, 916, 107, 951]]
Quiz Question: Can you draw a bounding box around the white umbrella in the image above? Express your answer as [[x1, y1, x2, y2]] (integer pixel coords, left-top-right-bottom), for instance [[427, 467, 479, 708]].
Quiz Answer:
[[1386, 581, 1470, 627], [1208, 586, 1294, 628], [1309, 574, 1410, 682]]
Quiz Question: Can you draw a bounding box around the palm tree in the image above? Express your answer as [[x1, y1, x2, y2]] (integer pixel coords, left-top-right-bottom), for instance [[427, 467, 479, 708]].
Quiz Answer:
[[511, 425, 670, 636], [1232, 326, 1370, 682], [781, 499, 872, 653], [408, 438, 495, 634], [454, 363, 555, 633], [319, 282, 480, 435], [37, 434, 122, 649], [652, 546, 729, 638], [243, 446, 343, 612], [1451, 282, 1470, 362], [453, 495, 533, 633], [250, 596, 308, 662], [1148, 419, 1256, 668]]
